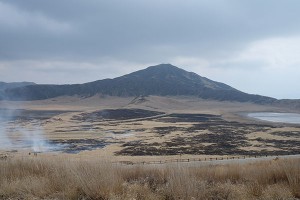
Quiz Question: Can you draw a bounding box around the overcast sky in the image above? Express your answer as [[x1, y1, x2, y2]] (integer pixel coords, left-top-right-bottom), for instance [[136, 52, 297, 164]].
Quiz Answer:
[[0, 0, 300, 99]]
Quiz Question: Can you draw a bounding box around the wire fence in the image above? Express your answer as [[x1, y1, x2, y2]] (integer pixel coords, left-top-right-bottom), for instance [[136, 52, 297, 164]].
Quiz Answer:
[[112, 154, 283, 166], [1, 152, 294, 165]]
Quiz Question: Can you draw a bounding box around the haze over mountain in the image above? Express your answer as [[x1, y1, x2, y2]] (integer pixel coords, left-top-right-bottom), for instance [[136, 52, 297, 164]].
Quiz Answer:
[[0, 64, 275, 103], [0, 82, 36, 99], [0, 82, 35, 91]]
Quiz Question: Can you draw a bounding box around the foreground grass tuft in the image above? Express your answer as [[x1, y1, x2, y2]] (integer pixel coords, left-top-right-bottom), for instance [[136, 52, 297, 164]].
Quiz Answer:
[[0, 157, 299, 199]]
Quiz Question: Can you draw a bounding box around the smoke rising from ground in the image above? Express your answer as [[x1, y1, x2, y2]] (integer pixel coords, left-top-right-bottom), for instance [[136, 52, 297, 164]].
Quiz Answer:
[[0, 106, 58, 152]]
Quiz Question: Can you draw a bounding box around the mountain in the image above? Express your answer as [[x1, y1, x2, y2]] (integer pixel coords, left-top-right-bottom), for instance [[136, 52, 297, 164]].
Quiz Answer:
[[0, 82, 36, 91], [0, 82, 36, 100], [1, 64, 276, 103]]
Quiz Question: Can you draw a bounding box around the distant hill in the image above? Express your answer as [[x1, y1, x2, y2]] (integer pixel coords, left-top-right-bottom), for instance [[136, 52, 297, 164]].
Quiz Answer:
[[0, 82, 36, 100], [1, 64, 276, 103], [0, 82, 36, 91]]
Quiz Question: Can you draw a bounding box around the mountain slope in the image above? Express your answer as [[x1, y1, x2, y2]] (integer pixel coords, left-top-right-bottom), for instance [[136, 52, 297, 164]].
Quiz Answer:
[[1, 64, 276, 103], [0, 82, 36, 100], [0, 82, 36, 91]]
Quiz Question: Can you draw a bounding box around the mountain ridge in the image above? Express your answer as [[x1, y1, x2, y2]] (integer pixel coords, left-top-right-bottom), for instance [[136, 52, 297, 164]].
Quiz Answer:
[[0, 64, 276, 103], [0, 81, 36, 90], [0, 82, 36, 100]]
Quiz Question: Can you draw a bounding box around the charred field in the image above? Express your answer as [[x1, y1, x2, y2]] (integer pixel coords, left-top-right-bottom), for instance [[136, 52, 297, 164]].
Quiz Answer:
[[115, 113, 300, 156], [1, 96, 300, 162], [1, 96, 300, 200]]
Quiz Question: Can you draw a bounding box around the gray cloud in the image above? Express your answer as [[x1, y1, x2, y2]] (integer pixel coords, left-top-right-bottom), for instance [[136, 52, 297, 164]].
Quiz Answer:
[[2, 0, 300, 61], [0, 0, 300, 98]]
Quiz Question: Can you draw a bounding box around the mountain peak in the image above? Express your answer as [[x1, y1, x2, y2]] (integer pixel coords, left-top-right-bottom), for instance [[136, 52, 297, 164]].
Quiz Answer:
[[125, 63, 195, 82], [147, 63, 179, 69], [144, 63, 185, 74]]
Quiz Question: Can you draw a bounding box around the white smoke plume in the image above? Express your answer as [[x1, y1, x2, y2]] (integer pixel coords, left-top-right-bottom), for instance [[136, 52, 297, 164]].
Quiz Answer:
[[15, 124, 58, 152], [0, 103, 59, 152], [0, 106, 15, 149], [0, 123, 12, 149]]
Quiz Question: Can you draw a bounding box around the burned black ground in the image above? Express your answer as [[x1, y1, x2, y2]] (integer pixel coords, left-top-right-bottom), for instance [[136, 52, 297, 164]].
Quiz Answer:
[[72, 109, 164, 122], [0, 109, 68, 122], [116, 113, 300, 156], [49, 139, 109, 154]]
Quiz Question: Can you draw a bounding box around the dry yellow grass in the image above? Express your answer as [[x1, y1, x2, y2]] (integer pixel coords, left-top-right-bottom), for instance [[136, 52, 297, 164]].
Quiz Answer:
[[0, 157, 299, 200]]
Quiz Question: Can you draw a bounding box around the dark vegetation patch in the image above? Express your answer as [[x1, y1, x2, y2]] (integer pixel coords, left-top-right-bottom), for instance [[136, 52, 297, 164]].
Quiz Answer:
[[49, 139, 109, 154], [110, 129, 145, 135], [156, 113, 221, 123], [116, 113, 299, 156], [270, 131, 300, 138], [53, 125, 102, 133], [153, 126, 186, 136], [0, 109, 68, 122], [72, 109, 164, 122], [254, 137, 300, 152]]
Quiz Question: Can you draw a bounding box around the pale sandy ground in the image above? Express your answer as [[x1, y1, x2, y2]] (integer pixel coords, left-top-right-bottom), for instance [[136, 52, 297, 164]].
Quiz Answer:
[[1, 95, 300, 163]]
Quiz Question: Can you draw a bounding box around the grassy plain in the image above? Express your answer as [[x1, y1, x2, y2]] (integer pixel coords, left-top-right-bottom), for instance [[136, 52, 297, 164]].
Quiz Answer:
[[0, 156, 299, 199], [1, 95, 300, 199], [1, 95, 300, 161]]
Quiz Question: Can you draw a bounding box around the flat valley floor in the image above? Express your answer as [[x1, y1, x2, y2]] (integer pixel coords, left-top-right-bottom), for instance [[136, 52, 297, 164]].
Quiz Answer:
[[1, 95, 300, 162]]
